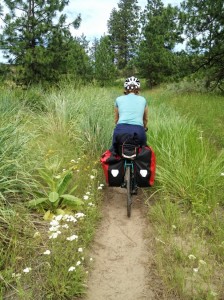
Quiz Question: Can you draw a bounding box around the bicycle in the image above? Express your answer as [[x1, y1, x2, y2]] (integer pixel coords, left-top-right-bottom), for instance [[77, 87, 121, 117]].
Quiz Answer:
[[120, 143, 138, 218]]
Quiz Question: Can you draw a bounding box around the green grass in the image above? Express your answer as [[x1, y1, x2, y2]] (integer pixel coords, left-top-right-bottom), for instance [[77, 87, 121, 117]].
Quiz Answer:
[[143, 88, 224, 299], [0, 84, 112, 299], [154, 91, 224, 151], [1, 83, 224, 299]]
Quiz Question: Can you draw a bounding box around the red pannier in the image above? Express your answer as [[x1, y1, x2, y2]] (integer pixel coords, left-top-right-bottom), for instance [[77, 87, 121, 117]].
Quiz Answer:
[[100, 150, 124, 186], [134, 146, 156, 187]]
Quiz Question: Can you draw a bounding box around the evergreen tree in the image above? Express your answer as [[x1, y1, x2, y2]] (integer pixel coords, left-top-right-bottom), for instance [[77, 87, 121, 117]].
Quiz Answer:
[[137, 0, 182, 87], [94, 35, 116, 86], [181, 0, 224, 91], [107, 0, 141, 71], [0, 0, 81, 84], [65, 37, 93, 82], [90, 38, 100, 64]]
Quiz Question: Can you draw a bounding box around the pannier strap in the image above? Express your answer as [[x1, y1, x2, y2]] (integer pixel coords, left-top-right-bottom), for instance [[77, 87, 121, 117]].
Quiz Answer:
[[122, 153, 137, 159], [121, 143, 139, 160]]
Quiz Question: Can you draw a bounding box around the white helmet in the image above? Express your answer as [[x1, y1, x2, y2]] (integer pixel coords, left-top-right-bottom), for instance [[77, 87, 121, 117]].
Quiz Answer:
[[124, 76, 140, 90]]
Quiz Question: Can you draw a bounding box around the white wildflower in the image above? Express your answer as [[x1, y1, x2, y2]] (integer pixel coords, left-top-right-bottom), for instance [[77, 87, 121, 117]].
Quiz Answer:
[[70, 159, 76, 163], [75, 212, 85, 219], [89, 257, 93, 261], [62, 214, 69, 221], [49, 225, 60, 232], [50, 220, 59, 227], [199, 259, 206, 265], [98, 186, 103, 190], [55, 215, 63, 221], [90, 175, 95, 180], [83, 195, 89, 200], [68, 266, 76, 272], [66, 234, 78, 241], [43, 250, 51, 255], [63, 215, 77, 223], [78, 247, 83, 252], [86, 192, 91, 195], [49, 231, 61, 239], [67, 216, 77, 223], [193, 268, 199, 273], [23, 267, 31, 273], [62, 224, 69, 229], [100, 184, 104, 187], [76, 261, 81, 266], [88, 202, 94, 207], [188, 254, 196, 260]]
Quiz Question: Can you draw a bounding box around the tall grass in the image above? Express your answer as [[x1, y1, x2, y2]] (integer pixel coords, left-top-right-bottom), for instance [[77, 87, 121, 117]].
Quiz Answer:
[[148, 102, 224, 211], [35, 85, 115, 160], [0, 92, 34, 197], [0, 84, 115, 299], [156, 91, 224, 151], [2, 83, 223, 299], [144, 90, 224, 299]]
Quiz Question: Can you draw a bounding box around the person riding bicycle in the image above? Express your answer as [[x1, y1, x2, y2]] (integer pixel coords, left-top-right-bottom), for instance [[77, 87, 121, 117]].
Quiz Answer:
[[111, 76, 148, 154]]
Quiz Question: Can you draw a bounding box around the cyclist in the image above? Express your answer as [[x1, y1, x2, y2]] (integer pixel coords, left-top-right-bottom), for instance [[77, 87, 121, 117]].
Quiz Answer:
[[111, 76, 148, 154]]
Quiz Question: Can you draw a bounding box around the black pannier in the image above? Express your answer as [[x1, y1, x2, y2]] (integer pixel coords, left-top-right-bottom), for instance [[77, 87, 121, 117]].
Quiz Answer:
[[134, 146, 156, 187], [100, 150, 124, 186]]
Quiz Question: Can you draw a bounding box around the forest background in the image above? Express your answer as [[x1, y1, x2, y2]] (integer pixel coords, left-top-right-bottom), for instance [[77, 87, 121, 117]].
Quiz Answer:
[[0, 0, 223, 91]]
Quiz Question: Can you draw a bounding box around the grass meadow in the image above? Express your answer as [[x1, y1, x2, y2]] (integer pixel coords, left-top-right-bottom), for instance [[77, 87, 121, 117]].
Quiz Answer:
[[144, 88, 224, 299], [0, 82, 224, 299]]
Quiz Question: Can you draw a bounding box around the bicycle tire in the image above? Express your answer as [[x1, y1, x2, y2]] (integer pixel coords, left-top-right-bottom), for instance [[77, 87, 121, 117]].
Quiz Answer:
[[125, 166, 132, 218]]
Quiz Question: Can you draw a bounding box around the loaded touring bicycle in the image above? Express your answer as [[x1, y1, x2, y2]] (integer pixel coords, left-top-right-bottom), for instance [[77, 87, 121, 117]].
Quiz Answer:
[[100, 135, 156, 218]]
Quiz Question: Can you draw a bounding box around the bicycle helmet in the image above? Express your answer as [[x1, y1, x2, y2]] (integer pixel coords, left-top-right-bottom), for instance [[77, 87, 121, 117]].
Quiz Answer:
[[124, 76, 140, 90]]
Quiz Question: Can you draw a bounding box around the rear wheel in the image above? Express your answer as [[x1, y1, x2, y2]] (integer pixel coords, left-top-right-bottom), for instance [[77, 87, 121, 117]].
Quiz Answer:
[[125, 166, 132, 218]]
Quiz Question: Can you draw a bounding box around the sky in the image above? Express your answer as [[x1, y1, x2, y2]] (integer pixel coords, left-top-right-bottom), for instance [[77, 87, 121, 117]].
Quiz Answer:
[[65, 0, 181, 40], [0, 0, 181, 62]]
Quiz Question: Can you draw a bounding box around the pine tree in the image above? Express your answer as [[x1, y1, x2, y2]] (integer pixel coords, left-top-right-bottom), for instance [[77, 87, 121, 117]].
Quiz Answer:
[[181, 0, 224, 91], [1, 0, 81, 84], [107, 0, 141, 71], [94, 35, 116, 86], [137, 0, 182, 86]]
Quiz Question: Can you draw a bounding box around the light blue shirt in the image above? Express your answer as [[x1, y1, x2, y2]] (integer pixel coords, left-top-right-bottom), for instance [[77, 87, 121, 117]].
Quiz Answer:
[[115, 93, 146, 126]]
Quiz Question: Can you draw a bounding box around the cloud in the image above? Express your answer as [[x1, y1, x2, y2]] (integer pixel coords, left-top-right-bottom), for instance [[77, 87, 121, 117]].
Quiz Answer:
[[65, 1, 117, 39], [65, 0, 180, 40], [65, 0, 148, 40]]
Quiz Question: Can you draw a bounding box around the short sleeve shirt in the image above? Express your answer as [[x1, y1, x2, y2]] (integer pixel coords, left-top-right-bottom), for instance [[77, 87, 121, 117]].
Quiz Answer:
[[115, 93, 147, 126]]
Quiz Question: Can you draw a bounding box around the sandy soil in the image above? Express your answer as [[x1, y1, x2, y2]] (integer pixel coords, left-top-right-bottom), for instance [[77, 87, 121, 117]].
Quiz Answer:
[[84, 187, 174, 300]]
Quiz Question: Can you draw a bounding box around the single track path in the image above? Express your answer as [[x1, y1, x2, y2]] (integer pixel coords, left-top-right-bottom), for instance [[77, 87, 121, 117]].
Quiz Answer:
[[84, 187, 174, 300]]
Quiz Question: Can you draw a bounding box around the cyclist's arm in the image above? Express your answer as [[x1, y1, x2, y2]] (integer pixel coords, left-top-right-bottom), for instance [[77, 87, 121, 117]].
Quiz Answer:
[[114, 107, 119, 124], [143, 106, 148, 129]]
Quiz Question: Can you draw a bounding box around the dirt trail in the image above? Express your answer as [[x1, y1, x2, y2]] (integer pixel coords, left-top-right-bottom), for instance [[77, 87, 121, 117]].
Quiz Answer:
[[84, 187, 171, 300]]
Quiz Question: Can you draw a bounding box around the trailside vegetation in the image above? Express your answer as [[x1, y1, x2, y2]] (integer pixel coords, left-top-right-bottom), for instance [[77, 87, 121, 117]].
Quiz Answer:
[[0, 84, 223, 299]]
